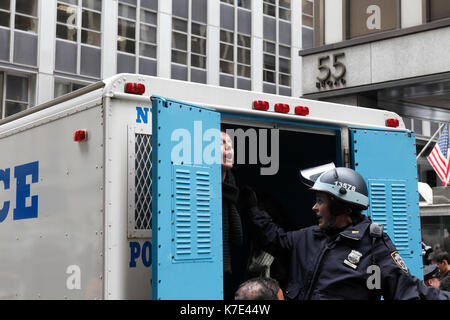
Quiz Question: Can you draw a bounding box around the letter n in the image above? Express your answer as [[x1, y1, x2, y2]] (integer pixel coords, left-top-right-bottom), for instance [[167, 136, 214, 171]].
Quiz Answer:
[[136, 107, 149, 124]]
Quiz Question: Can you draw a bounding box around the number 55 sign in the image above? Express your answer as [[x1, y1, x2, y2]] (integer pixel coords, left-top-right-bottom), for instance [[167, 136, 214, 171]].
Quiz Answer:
[[315, 52, 347, 90]]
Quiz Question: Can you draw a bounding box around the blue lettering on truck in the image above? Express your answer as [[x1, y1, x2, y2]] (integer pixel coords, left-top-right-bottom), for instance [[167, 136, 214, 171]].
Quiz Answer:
[[129, 241, 152, 267], [136, 107, 150, 124], [0, 161, 39, 222]]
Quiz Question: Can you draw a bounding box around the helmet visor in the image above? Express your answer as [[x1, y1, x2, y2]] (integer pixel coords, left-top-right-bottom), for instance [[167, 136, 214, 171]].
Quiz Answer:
[[299, 162, 336, 187]]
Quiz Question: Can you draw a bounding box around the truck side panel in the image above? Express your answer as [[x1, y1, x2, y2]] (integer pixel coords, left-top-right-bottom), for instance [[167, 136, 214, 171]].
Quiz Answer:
[[350, 128, 423, 278], [105, 97, 152, 299], [0, 105, 105, 299]]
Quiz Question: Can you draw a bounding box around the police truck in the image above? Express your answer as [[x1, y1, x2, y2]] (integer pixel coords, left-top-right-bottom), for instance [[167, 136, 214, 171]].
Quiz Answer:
[[0, 73, 422, 299]]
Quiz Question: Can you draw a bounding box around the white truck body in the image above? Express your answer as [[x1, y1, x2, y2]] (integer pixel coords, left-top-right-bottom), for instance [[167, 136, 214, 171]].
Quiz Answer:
[[0, 74, 419, 300]]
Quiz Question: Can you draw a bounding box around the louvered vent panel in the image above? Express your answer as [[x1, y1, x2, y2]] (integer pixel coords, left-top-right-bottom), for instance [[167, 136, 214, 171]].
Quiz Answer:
[[196, 171, 212, 256], [174, 169, 192, 258], [172, 167, 213, 262], [369, 182, 388, 234], [392, 183, 409, 255]]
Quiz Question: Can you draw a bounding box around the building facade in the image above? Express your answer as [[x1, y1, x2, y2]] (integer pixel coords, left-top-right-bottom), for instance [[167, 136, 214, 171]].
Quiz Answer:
[[299, 0, 450, 251], [0, 0, 303, 119]]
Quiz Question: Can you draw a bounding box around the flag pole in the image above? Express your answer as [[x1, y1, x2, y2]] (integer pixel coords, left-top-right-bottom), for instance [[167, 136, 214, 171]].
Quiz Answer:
[[416, 123, 446, 161]]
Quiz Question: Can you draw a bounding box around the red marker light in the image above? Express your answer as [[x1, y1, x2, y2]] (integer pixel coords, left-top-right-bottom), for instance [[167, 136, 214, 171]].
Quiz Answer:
[[275, 103, 290, 113], [125, 82, 146, 95], [295, 106, 309, 116], [74, 130, 88, 142], [386, 119, 400, 128], [253, 100, 269, 111]]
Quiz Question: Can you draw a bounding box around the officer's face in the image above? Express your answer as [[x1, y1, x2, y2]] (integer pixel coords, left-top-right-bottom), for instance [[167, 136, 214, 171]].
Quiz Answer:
[[312, 192, 332, 229]]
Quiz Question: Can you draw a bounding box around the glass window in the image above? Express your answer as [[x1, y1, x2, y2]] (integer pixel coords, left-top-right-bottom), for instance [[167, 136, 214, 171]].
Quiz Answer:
[[428, 0, 450, 22], [220, 43, 234, 61], [140, 24, 156, 43], [12, 0, 38, 32], [82, 10, 101, 31], [57, 4, 78, 26], [238, 0, 251, 9], [172, 32, 187, 51], [302, 0, 314, 49], [54, 80, 87, 98], [16, 0, 38, 16], [119, 3, 136, 19], [117, 0, 158, 75], [140, 9, 156, 25], [4, 74, 29, 118], [118, 19, 136, 39], [262, 0, 291, 96], [0, 0, 10, 11], [140, 42, 156, 58], [172, 0, 207, 83], [0, 10, 9, 28], [81, 29, 101, 46], [55, 1, 102, 78], [173, 18, 187, 32], [82, 0, 102, 11], [220, 0, 251, 89], [56, 0, 102, 47], [263, 1, 276, 17]]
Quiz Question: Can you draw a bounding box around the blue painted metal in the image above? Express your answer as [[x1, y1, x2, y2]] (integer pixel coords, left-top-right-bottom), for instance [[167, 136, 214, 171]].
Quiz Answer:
[[151, 96, 223, 300], [350, 128, 423, 279]]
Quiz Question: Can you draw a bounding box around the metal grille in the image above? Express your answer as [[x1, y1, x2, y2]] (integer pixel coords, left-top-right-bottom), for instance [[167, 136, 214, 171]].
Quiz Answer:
[[134, 133, 152, 232]]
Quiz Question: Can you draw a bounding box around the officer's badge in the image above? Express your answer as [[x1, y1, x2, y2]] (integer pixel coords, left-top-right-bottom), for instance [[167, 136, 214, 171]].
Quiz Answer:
[[344, 250, 362, 270], [391, 251, 409, 274]]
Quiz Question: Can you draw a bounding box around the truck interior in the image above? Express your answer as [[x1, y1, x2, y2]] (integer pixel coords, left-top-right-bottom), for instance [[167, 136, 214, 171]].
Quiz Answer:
[[221, 117, 341, 294]]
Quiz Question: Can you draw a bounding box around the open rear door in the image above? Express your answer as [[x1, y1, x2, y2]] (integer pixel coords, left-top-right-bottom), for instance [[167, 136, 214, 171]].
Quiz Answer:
[[151, 96, 223, 300], [350, 128, 423, 278]]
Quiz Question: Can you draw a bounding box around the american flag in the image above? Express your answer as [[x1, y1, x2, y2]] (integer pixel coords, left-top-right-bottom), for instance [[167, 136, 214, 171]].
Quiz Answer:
[[427, 124, 450, 186]]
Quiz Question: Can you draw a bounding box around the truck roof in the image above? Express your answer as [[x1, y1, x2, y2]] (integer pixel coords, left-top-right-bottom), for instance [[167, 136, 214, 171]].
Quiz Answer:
[[0, 73, 406, 131]]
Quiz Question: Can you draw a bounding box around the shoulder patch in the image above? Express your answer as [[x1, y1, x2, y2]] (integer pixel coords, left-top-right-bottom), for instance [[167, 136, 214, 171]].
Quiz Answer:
[[391, 251, 409, 274]]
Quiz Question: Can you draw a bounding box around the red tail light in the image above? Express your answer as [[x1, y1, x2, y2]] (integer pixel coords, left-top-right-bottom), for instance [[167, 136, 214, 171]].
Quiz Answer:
[[295, 106, 309, 116], [253, 100, 269, 111], [125, 82, 146, 95], [74, 130, 87, 142], [386, 119, 399, 128], [275, 103, 290, 113]]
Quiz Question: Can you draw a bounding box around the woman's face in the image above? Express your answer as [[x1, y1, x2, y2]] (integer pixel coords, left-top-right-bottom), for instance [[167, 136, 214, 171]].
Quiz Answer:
[[312, 192, 332, 229], [221, 131, 234, 169]]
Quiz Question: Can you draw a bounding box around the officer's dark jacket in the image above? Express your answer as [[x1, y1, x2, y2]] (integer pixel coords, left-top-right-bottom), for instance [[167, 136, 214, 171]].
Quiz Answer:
[[249, 207, 450, 300]]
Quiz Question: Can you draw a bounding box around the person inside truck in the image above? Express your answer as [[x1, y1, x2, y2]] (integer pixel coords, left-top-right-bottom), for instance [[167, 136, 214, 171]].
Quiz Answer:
[[240, 166, 450, 300], [221, 130, 245, 300]]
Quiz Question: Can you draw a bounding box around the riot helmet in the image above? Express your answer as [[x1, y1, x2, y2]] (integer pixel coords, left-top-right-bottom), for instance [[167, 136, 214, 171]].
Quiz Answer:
[[300, 164, 369, 213]]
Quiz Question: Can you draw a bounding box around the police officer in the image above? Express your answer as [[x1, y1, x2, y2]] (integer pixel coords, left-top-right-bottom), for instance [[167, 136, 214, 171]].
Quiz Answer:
[[242, 166, 450, 300], [423, 264, 441, 289]]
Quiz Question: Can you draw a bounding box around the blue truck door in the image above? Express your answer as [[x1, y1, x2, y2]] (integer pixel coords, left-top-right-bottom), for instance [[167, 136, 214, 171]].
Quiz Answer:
[[151, 96, 223, 300], [350, 128, 423, 278]]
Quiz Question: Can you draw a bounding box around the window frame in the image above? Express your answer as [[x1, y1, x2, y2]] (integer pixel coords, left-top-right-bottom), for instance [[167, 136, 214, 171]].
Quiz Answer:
[[1, 71, 33, 119], [262, 0, 291, 96], [55, 0, 103, 78], [0, 0, 39, 65], [117, 0, 158, 73], [171, 0, 208, 83], [219, 0, 252, 89]]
